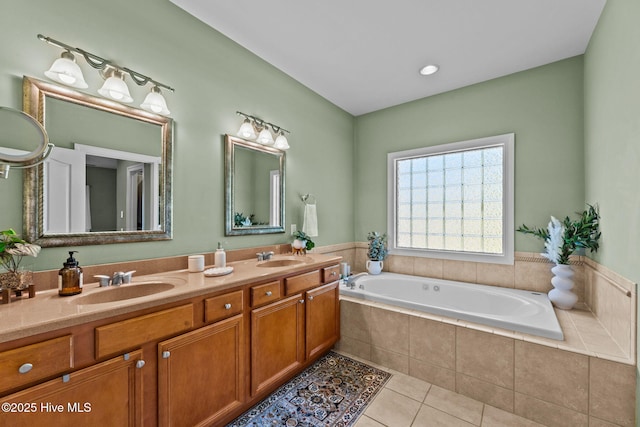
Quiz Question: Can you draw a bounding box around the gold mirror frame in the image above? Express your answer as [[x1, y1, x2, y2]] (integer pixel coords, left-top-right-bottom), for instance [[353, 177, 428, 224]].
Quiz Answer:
[[225, 134, 285, 235], [22, 76, 173, 247]]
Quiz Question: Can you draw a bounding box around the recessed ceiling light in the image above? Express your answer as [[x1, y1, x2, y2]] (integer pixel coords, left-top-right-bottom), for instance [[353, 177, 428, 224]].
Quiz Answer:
[[419, 64, 439, 76]]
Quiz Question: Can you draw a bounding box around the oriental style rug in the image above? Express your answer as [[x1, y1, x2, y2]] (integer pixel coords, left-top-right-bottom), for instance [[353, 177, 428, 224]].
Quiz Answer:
[[226, 351, 391, 427]]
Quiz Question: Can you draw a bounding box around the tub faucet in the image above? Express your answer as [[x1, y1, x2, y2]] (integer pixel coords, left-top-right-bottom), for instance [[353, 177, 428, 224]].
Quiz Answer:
[[344, 272, 368, 289]]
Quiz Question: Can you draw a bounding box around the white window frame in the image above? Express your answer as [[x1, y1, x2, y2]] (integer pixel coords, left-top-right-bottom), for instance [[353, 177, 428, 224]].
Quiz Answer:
[[387, 133, 514, 265]]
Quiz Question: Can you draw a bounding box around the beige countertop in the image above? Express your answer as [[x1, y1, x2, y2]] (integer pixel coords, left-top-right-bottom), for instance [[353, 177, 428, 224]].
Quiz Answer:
[[0, 253, 342, 344]]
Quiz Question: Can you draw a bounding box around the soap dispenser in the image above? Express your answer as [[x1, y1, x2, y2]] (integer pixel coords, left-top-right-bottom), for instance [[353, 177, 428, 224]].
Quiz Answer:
[[58, 251, 83, 296], [214, 242, 226, 268]]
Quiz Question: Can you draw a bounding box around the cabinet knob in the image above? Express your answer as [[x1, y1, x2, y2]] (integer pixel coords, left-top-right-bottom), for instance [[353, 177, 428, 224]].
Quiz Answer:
[[162, 351, 171, 359], [18, 363, 33, 374], [224, 303, 232, 310], [308, 295, 314, 301], [136, 360, 146, 369], [265, 291, 273, 297], [331, 271, 337, 276], [299, 299, 305, 304]]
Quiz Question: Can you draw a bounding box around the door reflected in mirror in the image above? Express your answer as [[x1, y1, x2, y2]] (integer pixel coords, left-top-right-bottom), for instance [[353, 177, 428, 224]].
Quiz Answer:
[[225, 135, 285, 235]]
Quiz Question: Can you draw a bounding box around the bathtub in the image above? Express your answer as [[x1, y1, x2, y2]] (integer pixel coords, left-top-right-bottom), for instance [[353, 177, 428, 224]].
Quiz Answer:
[[341, 272, 563, 340]]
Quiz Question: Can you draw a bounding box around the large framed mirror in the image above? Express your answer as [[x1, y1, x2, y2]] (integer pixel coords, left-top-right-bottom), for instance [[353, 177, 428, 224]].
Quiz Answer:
[[225, 134, 285, 235], [23, 76, 173, 247]]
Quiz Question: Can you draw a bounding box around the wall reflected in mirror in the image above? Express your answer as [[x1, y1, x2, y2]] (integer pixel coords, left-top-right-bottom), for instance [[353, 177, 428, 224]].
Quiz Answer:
[[23, 76, 173, 247]]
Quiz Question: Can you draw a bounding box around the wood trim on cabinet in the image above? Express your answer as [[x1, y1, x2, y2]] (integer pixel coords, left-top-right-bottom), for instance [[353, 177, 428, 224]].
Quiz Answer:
[[95, 304, 194, 359]]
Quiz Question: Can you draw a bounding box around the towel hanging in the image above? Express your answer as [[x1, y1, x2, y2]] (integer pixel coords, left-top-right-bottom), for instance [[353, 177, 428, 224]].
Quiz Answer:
[[301, 194, 318, 237]]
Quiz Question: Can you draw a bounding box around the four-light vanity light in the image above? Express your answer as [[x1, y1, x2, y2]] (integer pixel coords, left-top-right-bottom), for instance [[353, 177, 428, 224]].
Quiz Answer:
[[236, 111, 290, 150], [38, 34, 174, 116]]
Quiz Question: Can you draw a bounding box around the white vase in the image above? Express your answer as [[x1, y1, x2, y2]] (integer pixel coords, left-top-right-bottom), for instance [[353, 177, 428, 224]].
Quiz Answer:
[[366, 260, 383, 275], [548, 264, 577, 309]]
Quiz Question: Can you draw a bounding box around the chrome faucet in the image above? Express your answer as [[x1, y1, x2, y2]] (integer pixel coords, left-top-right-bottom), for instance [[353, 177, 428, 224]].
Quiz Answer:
[[344, 272, 368, 289], [256, 251, 275, 261], [94, 270, 136, 286]]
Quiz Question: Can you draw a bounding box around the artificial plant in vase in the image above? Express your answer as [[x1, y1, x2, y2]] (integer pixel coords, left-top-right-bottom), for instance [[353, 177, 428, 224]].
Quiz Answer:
[[0, 229, 41, 291], [366, 231, 388, 275], [292, 230, 315, 255], [517, 204, 601, 309]]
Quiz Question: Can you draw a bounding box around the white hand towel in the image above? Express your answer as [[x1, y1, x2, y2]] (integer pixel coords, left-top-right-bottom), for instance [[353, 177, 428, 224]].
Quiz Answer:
[[303, 203, 318, 237]]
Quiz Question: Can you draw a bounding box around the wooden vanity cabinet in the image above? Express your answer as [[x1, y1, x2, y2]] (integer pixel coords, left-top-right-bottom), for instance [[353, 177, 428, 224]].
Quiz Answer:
[[1, 349, 144, 427], [305, 281, 340, 360]]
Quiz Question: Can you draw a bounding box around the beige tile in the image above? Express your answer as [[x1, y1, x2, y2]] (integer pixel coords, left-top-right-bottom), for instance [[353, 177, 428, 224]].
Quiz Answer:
[[364, 388, 421, 427], [589, 357, 636, 427], [341, 299, 371, 343], [476, 263, 515, 288], [414, 258, 444, 279], [388, 255, 415, 275], [370, 307, 409, 354], [514, 260, 553, 294], [456, 327, 514, 389], [412, 404, 476, 427], [514, 392, 588, 427], [384, 372, 431, 402], [409, 316, 456, 370], [424, 385, 483, 425], [456, 373, 513, 413], [481, 405, 545, 427], [371, 346, 409, 374], [354, 415, 385, 427], [442, 260, 477, 283], [409, 358, 456, 392], [588, 416, 625, 427], [514, 341, 588, 413], [335, 337, 371, 360]]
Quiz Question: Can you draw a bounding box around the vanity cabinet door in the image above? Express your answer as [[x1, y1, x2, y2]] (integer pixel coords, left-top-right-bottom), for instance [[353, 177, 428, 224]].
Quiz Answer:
[[0, 349, 143, 427], [250, 294, 305, 397], [157, 315, 244, 427], [305, 281, 340, 360]]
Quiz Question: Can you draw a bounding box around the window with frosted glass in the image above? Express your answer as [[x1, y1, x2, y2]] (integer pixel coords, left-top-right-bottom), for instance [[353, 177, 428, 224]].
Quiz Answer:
[[394, 145, 505, 255], [389, 134, 513, 262]]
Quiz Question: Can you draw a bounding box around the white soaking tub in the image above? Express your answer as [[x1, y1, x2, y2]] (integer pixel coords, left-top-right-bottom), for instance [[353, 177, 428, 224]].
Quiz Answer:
[[341, 272, 563, 340]]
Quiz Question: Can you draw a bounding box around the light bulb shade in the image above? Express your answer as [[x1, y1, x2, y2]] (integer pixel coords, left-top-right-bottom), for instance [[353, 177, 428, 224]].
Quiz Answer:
[[238, 119, 256, 139], [140, 86, 170, 115], [274, 132, 290, 150], [256, 127, 274, 145], [44, 51, 88, 89], [98, 70, 133, 103]]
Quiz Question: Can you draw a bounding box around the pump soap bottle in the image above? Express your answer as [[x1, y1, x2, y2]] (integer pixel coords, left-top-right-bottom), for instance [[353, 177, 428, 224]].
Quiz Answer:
[[58, 251, 83, 296], [214, 242, 226, 268]]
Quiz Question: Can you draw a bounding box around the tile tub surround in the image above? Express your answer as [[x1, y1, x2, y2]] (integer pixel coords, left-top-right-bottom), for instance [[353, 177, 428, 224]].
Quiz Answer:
[[336, 297, 636, 427]]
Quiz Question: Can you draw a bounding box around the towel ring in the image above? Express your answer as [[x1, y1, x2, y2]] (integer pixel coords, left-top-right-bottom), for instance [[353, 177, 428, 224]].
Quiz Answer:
[[301, 194, 316, 205]]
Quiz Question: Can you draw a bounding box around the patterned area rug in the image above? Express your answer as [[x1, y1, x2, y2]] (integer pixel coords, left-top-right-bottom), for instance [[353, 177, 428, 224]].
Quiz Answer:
[[227, 351, 391, 427]]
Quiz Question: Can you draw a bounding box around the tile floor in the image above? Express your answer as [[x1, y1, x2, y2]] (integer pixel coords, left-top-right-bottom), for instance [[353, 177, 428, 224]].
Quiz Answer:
[[345, 353, 544, 427]]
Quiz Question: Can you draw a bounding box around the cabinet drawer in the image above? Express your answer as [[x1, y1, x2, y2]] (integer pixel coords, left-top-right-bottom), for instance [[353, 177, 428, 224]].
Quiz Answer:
[[322, 265, 340, 283], [251, 281, 281, 307], [205, 290, 244, 323], [0, 335, 73, 392], [285, 270, 321, 295], [95, 304, 193, 359]]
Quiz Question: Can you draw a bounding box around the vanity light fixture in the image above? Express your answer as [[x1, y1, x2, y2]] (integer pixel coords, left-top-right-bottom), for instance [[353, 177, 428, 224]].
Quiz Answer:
[[38, 34, 174, 115], [236, 111, 290, 150], [419, 64, 439, 76]]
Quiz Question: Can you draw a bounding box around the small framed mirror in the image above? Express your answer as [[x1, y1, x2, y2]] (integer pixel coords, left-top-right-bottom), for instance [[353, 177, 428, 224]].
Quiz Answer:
[[225, 134, 285, 235], [0, 106, 50, 167]]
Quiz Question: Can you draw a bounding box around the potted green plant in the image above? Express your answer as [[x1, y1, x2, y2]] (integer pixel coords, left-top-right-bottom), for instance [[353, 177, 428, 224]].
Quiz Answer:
[[517, 204, 601, 309], [366, 231, 388, 275], [0, 229, 41, 291], [292, 230, 315, 254]]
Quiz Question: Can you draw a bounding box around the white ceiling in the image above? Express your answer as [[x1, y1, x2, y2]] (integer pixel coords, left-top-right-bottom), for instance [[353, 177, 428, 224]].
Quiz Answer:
[[170, 0, 606, 116]]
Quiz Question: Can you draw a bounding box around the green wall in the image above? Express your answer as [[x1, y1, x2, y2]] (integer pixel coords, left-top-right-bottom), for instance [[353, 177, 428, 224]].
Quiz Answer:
[[0, 0, 355, 270], [354, 57, 586, 250], [583, 0, 640, 418]]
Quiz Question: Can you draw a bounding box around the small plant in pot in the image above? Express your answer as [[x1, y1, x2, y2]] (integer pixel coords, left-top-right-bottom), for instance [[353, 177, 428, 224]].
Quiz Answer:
[[366, 231, 388, 275], [292, 231, 315, 255], [517, 204, 601, 309], [0, 229, 41, 292]]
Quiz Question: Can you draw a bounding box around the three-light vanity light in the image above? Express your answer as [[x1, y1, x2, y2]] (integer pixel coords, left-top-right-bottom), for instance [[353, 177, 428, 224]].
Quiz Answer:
[[236, 111, 290, 150], [39, 34, 174, 116]]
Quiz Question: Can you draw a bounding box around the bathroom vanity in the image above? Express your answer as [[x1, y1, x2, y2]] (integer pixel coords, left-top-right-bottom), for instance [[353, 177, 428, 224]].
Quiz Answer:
[[0, 253, 341, 426]]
